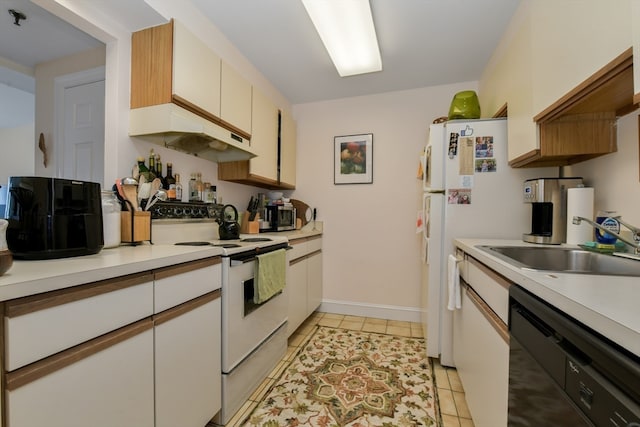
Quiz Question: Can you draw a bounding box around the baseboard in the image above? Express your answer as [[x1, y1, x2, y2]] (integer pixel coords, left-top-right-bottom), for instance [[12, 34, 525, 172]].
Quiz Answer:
[[319, 299, 422, 323]]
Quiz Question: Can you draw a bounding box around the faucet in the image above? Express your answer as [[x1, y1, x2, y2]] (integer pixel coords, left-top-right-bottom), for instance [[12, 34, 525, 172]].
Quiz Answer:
[[572, 216, 640, 255]]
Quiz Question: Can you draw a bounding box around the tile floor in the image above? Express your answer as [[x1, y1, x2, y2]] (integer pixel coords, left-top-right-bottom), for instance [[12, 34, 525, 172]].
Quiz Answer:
[[221, 311, 475, 427]]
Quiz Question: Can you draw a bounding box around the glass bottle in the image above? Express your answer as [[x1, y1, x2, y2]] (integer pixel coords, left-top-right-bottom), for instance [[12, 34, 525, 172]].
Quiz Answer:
[[164, 162, 176, 190], [101, 190, 121, 248], [210, 185, 217, 204], [174, 173, 183, 201], [148, 148, 157, 178], [137, 157, 152, 182], [155, 154, 166, 188], [188, 173, 199, 201], [196, 172, 204, 201]]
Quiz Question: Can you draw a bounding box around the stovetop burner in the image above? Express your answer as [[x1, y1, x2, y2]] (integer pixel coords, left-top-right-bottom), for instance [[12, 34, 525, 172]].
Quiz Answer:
[[213, 243, 242, 248], [175, 241, 211, 246], [240, 237, 272, 242]]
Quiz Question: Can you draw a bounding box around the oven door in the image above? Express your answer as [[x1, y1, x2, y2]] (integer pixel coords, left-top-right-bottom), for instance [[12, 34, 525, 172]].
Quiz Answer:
[[221, 256, 288, 373]]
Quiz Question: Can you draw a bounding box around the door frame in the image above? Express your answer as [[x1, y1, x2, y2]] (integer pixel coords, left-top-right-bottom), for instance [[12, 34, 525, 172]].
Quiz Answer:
[[54, 65, 105, 184]]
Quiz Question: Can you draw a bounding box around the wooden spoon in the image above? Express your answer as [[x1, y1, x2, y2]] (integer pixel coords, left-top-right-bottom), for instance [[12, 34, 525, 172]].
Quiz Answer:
[[122, 184, 138, 211]]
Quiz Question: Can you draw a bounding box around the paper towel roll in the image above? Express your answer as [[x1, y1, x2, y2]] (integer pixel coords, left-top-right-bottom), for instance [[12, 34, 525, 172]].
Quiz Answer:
[[566, 187, 595, 245]]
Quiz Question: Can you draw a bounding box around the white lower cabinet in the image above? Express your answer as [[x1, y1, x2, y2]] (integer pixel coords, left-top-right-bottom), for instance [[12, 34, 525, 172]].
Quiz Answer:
[[287, 236, 323, 336], [5, 320, 155, 427], [2, 257, 222, 427], [454, 252, 511, 427], [154, 292, 221, 427]]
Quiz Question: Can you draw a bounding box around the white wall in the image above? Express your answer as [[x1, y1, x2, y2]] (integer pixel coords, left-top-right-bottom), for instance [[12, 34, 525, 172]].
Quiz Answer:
[[566, 112, 640, 229], [0, 124, 35, 206], [292, 81, 478, 320]]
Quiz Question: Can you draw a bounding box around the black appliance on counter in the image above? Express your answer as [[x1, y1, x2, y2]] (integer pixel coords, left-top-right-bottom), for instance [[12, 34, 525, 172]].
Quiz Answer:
[[260, 204, 296, 232], [508, 285, 640, 426], [5, 177, 103, 260]]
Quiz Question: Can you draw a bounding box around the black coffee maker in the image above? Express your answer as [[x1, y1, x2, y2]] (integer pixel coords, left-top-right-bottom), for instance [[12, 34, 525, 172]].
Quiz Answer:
[[522, 177, 583, 245], [5, 177, 103, 259]]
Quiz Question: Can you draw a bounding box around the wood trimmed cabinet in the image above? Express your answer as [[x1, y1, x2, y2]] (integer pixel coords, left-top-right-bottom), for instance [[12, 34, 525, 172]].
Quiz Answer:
[[1, 257, 222, 427], [131, 19, 251, 141], [287, 235, 322, 336], [454, 250, 510, 427]]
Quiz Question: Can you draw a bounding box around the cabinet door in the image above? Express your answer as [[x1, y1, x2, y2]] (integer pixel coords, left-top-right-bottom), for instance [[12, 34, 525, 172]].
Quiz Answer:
[[250, 87, 279, 181], [287, 258, 308, 336], [6, 321, 155, 427], [173, 20, 221, 117], [453, 284, 508, 427], [155, 292, 221, 427], [220, 61, 252, 134], [632, 1, 640, 103], [280, 109, 297, 187], [307, 251, 322, 315]]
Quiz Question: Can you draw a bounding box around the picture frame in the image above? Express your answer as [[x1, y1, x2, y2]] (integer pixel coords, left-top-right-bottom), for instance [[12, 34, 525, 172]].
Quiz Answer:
[[334, 133, 373, 184]]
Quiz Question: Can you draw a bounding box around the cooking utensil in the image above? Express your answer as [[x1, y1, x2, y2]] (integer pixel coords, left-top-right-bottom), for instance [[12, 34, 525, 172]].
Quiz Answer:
[[312, 208, 317, 230], [218, 204, 240, 240], [145, 189, 167, 211], [122, 183, 138, 211], [290, 199, 311, 227], [150, 178, 162, 196]]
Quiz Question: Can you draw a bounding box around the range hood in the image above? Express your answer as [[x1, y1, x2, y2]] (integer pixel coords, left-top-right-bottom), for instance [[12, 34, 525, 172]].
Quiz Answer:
[[129, 103, 256, 163]]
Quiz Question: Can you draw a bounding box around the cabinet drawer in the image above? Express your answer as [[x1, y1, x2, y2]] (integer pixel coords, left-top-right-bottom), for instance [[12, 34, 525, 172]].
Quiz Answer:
[[307, 235, 322, 253], [466, 256, 512, 323], [5, 272, 153, 371], [5, 321, 154, 427], [288, 239, 308, 262], [154, 257, 221, 313]]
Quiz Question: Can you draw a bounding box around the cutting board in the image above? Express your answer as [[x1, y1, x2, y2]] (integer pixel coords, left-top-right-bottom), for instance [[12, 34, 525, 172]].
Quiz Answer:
[[290, 199, 312, 226]]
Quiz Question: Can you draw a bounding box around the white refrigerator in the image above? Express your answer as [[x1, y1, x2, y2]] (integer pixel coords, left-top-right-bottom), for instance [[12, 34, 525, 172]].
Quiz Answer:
[[419, 118, 553, 366]]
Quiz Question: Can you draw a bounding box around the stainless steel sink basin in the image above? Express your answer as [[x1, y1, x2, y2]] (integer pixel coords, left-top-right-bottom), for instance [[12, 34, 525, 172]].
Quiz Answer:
[[477, 245, 640, 277]]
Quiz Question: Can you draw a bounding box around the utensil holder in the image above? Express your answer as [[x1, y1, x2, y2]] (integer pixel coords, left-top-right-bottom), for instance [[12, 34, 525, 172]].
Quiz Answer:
[[240, 211, 260, 234], [121, 211, 151, 244]]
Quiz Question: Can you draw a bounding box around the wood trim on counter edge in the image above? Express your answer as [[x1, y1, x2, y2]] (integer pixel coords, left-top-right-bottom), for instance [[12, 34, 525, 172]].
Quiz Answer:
[[154, 257, 220, 281], [461, 279, 509, 343], [153, 289, 220, 327], [467, 255, 513, 290], [4, 272, 154, 318], [5, 318, 153, 391]]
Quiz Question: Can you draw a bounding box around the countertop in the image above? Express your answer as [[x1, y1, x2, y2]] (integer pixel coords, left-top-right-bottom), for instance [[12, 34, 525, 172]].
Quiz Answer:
[[0, 244, 223, 302], [455, 239, 640, 358], [0, 224, 324, 303]]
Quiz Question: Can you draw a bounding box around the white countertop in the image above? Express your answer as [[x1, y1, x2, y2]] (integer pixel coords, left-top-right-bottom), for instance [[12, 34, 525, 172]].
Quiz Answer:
[[0, 244, 223, 302], [455, 239, 640, 358]]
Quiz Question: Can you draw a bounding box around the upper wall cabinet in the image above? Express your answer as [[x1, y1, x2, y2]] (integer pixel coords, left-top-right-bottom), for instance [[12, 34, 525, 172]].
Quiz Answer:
[[279, 109, 297, 188], [633, 1, 640, 103], [220, 61, 252, 135], [130, 20, 251, 143], [131, 20, 221, 119], [479, 0, 635, 168], [218, 86, 297, 190]]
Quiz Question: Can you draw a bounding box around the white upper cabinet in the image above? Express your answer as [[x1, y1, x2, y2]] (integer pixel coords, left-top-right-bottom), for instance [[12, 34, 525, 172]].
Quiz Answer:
[[279, 109, 297, 188], [633, 1, 640, 103], [250, 86, 279, 181], [479, 0, 634, 167], [220, 61, 252, 134], [172, 20, 221, 117]]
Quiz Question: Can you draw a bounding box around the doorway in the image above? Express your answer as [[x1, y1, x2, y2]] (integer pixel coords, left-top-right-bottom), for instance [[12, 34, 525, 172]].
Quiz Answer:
[[54, 66, 105, 186]]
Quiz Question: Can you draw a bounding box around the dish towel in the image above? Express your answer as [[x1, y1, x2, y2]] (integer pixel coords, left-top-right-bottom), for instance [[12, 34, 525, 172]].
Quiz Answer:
[[447, 254, 461, 311], [253, 248, 286, 304]]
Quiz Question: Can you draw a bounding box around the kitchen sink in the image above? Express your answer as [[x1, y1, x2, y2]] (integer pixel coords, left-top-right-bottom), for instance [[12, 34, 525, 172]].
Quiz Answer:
[[477, 245, 640, 277]]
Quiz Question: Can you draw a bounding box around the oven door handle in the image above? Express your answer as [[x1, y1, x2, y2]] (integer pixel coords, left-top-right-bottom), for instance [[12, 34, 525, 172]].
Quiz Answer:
[[231, 245, 293, 266]]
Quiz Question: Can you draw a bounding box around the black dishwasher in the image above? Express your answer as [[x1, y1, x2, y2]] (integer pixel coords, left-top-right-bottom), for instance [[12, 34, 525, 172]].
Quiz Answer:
[[508, 285, 640, 427]]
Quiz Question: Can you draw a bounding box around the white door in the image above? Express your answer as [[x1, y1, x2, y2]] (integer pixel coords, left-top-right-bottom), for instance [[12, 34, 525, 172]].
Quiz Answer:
[[55, 67, 105, 185]]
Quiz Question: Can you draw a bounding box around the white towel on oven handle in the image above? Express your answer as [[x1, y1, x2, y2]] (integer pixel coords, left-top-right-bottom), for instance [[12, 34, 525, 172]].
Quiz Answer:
[[447, 254, 461, 311]]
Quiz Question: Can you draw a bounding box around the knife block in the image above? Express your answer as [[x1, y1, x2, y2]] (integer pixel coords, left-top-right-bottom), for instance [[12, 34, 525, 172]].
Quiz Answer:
[[240, 211, 260, 234]]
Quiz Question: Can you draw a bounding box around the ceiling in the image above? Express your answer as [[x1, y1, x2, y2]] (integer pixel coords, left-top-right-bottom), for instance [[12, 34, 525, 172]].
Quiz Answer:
[[0, 0, 521, 105], [191, 0, 521, 104]]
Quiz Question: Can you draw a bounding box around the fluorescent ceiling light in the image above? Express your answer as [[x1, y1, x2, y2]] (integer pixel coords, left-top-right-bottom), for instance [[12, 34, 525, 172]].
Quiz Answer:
[[302, 0, 382, 77]]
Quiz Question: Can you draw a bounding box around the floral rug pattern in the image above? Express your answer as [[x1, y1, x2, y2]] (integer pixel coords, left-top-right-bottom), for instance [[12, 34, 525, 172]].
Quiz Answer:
[[243, 326, 438, 427]]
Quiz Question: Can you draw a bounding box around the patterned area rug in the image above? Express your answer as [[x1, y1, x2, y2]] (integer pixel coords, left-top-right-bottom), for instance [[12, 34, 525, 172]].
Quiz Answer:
[[242, 326, 439, 426]]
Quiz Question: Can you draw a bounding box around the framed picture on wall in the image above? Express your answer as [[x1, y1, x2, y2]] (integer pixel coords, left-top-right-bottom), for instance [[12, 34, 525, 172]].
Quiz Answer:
[[334, 133, 373, 184]]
